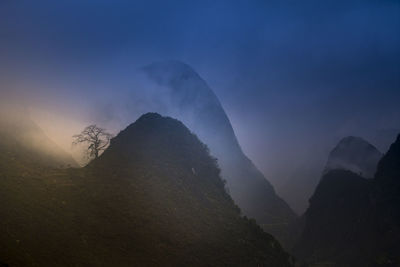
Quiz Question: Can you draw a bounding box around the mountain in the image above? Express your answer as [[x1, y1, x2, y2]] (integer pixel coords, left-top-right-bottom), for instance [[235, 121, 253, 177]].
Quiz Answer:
[[0, 109, 77, 169], [293, 134, 400, 266], [141, 60, 296, 235], [277, 136, 382, 217], [293, 170, 373, 266], [375, 134, 400, 195], [372, 134, 400, 261], [325, 136, 382, 178], [0, 113, 293, 266]]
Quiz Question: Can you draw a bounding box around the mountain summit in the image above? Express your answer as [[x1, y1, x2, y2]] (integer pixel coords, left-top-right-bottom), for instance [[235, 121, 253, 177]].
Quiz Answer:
[[325, 136, 382, 178], [0, 113, 294, 266], [84, 112, 294, 266], [294, 134, 400, 266], [141, 61, 296, 234]]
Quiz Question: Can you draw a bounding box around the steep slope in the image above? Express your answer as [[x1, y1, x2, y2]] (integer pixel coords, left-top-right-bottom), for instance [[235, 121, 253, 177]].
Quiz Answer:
[[293, 170, 373, 266], [372, 134, 400, 263], [278, 136, 384, 216], [0, 110, 77, 169], [141, 61, 296, 232], [375, 134, 400, 199], [0, 113, 293, 266], [325, 136, 382, 178], [294, 134, 400, 266]]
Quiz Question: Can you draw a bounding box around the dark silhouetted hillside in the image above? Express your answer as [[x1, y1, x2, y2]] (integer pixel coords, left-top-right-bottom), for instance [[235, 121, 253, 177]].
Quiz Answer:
[[294, 170, 373, 266], [294, 134, 400, 266], [142, 61, 296, 240], [372, 134, 400, 264], [0, 113, 293, 266]]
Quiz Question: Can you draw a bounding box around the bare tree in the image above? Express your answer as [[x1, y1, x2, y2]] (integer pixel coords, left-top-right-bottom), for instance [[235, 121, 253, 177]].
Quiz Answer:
[[72, 125, 112, 159]]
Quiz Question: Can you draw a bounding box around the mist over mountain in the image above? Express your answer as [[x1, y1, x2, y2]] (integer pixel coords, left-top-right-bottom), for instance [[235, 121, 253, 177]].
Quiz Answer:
[[2, 5, 398, 217], [293, 134, 400, 266], [279, 135, 385, 214], [0, 113, 293, 266], [0, 108, 77, 169], [140, 61, 296, 235], [0, 1, 398, 266], [325, 136, 382, 178]]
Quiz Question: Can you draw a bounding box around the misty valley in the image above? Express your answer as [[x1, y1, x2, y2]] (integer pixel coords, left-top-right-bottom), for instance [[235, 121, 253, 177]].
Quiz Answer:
[[0, 61, 399, 267]]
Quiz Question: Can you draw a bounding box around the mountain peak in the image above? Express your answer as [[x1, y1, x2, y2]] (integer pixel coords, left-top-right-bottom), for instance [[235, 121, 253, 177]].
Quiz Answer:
[[0, 112, 294, 266], [340, 135, 367, 143], [137, 112, 163, 120], [142, 60, 203, 88], [84, 113, 294, 265], [295, 133, 400, 265], [95, 113, 210, 171], [139, 61, 296, 243], [325, 135, 382, 178], [335, 136, 376, 149], [114, 112, 186, 138], [131, 112, 164, 126]]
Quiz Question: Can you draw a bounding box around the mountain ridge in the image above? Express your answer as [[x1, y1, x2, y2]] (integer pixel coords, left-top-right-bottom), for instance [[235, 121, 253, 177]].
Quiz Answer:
[[141, 61, 296, 235], [294, 134, 400, 266], [0, 112, 294, 266]]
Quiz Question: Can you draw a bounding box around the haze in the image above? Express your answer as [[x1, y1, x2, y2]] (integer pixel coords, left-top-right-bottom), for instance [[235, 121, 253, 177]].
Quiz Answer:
[[1, 0, 399, 213]]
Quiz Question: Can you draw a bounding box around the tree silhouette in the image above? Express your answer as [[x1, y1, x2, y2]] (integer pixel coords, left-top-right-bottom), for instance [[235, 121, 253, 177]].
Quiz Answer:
[[72, 125, 112, 159]]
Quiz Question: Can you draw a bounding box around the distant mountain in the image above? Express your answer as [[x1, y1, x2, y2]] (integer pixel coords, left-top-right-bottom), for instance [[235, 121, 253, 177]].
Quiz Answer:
[[141, 61, 296, 235], [0, 110, 77, 169], [0, 113, 294, 266], [325, 136, 382, 178], [294, 134, 400, 266], [277, 136, 382, 216]]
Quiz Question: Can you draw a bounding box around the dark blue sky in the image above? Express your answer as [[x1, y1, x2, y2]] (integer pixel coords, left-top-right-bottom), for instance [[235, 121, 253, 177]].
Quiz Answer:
[[1, 0, 399, 211]]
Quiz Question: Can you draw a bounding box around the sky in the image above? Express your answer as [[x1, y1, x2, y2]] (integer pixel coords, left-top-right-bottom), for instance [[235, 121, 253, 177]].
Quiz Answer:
[[1, 0, 399, 213]]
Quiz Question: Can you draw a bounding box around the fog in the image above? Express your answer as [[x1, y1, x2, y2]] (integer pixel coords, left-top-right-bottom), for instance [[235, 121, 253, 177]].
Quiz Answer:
[[1, 0, 399, 213]]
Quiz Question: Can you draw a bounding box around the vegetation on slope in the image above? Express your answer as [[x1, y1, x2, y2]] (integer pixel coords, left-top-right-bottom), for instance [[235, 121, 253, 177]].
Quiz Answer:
[[0, 113, 293, 266]]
